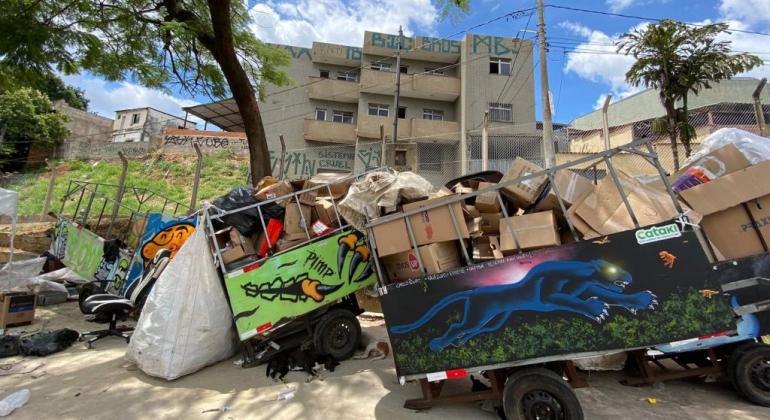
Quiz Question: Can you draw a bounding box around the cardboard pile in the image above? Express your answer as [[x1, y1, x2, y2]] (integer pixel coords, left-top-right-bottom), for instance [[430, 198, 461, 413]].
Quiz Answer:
[[216, 174, 352, 267]]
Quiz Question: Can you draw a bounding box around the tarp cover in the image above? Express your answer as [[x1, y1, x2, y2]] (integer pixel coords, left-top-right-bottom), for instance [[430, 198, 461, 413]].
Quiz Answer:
[[126, 214, 236, 380]]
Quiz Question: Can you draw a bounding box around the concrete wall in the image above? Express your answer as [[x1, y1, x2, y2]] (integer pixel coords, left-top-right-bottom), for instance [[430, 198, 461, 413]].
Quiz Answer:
[[53, 100, 114, 143], [162, 129, 249, 155]]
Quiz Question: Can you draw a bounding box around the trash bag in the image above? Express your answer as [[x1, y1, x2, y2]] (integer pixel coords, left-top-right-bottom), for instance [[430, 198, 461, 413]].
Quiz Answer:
[[126, 213, 236, 380], [17, 329, 80, 357], [686, 127, 770, 165], [211, 187, 284, 236]]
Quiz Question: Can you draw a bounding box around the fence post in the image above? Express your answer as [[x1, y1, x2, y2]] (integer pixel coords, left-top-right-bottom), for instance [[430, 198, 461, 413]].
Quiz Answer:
[[278, 134, 286, 180], [601, 94, 613, 151], [190, 143, 203, 212], [753, 78, 768, 137], [41, 159, 57, 217], [106, 151, 128, 238], [482, 111, 489, 171], [379, 124, 387, 167]]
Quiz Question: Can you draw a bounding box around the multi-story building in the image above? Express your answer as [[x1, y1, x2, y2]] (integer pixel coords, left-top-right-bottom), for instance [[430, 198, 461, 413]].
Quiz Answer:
[[186, 31, 537, 182], [111, 107, 196, 143]]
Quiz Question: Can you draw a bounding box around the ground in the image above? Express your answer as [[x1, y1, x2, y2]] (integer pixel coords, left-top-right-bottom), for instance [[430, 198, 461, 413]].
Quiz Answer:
[[1, 302, 767, 420]]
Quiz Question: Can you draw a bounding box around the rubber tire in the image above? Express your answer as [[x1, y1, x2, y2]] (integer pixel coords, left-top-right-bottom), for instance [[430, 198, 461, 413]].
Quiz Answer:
[[313, 309, 361, 361], [503, 367, 584, 420], [728, 341, 764, 392], [78, 283, 105, 314], [733, 344, 770, 406]]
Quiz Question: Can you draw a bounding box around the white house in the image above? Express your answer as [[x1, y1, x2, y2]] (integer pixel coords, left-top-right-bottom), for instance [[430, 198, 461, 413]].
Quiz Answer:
[[111, 107, 196, 143]]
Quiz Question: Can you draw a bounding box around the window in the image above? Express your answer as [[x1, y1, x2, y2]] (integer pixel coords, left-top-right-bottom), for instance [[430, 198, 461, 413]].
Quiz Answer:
[[336, 71, 357, 81], [371, 63, 392, 72], [399, 66, 408, 74], [131, 113, 140, 125], [315, 108, 327, 121], [489, 102, 513, 122], [332, 110, 354, 124], [319, 70, 330, 78], [368, 103, 389, 117], [398, 106, 407, 119], [425, 67, 445, 75], [422, 109, 444, 121], [490, 57, 511, 75]]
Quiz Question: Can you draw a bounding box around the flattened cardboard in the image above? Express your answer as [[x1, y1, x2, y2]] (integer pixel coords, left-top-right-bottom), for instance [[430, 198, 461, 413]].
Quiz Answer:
[[680, 160, 770, 216], [314, 198, 338, 227], [381, 241, 461, 282], [475, 182, 501, 213], [221, 228, 257, 265], [297, 185, 318, 206], [304, 174, 352, 199], [535, 169, 594, 212], [700, 197, 770, 261], [479, 212, 502, 234], [500, 158, 548, 208], [499, 211, 560, 252], [284, 202, 312, 235], [472, 235, 503, 260], [674, 143, 751, 180], [255, 181, 294, 206]]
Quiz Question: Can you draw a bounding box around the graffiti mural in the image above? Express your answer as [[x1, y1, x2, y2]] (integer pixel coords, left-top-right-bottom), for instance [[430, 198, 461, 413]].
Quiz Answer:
[[380, 224, 736, 377], [162, 130, 249, 155], [369, 32, 461, 55], [49, 219, 131, 289], [269, 146, 382, 178], [225, 230, 377, 341]]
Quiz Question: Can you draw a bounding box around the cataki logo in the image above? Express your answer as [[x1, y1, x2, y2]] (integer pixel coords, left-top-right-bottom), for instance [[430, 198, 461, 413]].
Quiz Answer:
[[635, 223, 681, 245]]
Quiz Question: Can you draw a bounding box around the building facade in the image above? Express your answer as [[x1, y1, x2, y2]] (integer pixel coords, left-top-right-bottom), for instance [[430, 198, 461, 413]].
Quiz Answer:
[[111, 107, 196, 143], [186, 31, 537, 182]]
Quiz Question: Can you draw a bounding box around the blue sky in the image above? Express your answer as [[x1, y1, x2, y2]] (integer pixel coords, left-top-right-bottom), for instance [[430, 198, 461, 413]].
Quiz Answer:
[[63, 0, 770, 125]]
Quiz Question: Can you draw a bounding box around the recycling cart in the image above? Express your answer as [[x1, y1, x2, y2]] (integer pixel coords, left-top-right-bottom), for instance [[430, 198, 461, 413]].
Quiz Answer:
[[363, 137, 770, 419], [205, 173, 378, 366]]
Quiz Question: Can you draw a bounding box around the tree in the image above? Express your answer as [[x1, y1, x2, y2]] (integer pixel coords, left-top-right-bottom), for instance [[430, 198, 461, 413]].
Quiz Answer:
[[617, 20, 762, 170], [0, 88, 69, 167], [1, 0, 291, 184]]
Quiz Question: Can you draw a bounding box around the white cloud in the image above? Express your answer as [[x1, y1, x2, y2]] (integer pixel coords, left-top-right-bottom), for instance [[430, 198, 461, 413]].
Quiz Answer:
[[720, 0, 770, 26], [249, 0, 439, 47], [606, 0, 635, 12]]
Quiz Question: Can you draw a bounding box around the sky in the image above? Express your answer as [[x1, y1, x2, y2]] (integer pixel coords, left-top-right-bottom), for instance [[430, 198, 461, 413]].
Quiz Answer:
[[61, 0, 770, 125]]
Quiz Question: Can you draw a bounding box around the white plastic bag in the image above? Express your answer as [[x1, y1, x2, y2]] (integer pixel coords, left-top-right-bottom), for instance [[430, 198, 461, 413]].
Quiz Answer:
[[0, 389, 30, 417], [126, 214, 236, 380], [687, 127, 770, 165]]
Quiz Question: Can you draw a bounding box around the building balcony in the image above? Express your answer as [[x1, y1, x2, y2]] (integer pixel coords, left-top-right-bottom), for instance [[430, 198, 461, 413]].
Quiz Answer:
[[359, 69, 460, 102], [304, 119, 357, 144], [356, 115, 459, 142], [307, 77, 359, 103]]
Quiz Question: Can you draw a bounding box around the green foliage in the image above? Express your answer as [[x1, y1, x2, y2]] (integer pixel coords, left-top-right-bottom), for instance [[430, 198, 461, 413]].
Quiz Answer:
[[392, 291, 735, 375], [0, 88, 69, 160], [617, 20, 762, 165]]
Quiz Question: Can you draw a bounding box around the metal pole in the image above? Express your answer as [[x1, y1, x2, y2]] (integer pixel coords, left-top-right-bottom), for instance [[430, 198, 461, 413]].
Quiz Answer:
[[601, 94, 613, 150], [753, 78, 768, 137], [278, 134, 286, 179], [379, 124, 387, 166], [190, 143, 203, 212], [41, 159, 57, 217], [481, 111, 489, 171], [106, 151, 128, 238], [183, 111, 189, 129], [392, 26, 403, 144], [537, 0, 555, 168]]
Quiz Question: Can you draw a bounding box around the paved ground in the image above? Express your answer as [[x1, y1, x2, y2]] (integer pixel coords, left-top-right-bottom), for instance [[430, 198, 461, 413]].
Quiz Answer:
[[0, 302, 767, 419]]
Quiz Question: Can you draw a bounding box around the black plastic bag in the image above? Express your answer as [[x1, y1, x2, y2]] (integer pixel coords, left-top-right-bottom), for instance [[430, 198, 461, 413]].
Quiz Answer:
[[18, 329, 80, 357], [212, 187, 285, 236]]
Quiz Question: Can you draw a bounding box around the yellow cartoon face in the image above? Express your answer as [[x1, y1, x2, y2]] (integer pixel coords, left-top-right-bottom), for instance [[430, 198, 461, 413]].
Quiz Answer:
[[141, 224, 195, 263]]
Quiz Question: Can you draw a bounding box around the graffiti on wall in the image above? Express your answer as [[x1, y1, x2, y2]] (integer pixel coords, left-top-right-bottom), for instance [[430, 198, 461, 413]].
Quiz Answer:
[[272, 44, 312, 60], [269, 145, 382, 178], [369, 32, 461, 55], [162, 133, 249, 154], [50, 219, 131, 291], [313, 43, 362, 62], [471, 35, 521, 55]]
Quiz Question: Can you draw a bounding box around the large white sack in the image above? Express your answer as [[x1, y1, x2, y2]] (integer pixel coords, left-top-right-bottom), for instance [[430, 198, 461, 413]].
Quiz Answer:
[[686, 127, 770, 165], [126, 216, 236, 380]]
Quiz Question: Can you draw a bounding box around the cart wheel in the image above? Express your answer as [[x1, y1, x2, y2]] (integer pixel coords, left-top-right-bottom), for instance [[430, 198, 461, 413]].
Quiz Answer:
[[728, 341, 764, 391], [733, 344, 770, 406], [503, 367, 584, 420], [78, 283, 105, 314], [313, 309, 361, 361]]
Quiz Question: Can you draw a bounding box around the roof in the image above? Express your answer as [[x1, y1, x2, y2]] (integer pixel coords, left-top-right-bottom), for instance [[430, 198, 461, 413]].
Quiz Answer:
[[183, 99, 242, 132]]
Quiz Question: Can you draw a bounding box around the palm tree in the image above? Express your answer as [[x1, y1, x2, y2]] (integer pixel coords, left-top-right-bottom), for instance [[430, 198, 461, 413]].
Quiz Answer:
[[617, 20, 762, 170]]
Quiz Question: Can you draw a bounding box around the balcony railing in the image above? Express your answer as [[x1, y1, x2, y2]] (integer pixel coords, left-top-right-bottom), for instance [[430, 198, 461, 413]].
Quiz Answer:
[[307, 77, 359, 103], [359, 69, 460, 102], [304, 119, 357, 144]]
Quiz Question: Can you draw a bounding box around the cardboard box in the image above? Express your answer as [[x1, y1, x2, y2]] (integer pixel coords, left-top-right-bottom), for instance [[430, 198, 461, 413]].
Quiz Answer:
[[472, 235, 503, 260], [0, 292, 36, 328], [499, 211, 560, 252], [297, 185, 318, 206], [463, 204, 480, 220], [452, 184, 474, 195], [674, 144, 751, 181], [221, 228, 257, 265], [500, 158, 548, 208], [304, 173, 352, 199], [381, 241, 461, 282], [275, 237, 305, 252], [475, 182, 501, 213], [680, 160, 770, 216], [535, 170, 594, 212], [314, 198, 338, 227], [371, 196, 469, 257], [255, 180, 294, 206], [284, 202, 312, 235], [574, 170, 685, 236], [479, 212, 502, 234]]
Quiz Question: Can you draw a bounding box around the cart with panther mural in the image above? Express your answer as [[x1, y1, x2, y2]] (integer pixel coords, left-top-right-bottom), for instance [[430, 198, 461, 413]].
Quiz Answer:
[[363, 137, 770, 419], [204, 172, 379, 367]]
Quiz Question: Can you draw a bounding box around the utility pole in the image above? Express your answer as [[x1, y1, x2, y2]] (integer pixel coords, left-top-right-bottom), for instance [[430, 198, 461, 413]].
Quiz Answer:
[[537, 0, 555, 168], [392, 26, 404, 143]]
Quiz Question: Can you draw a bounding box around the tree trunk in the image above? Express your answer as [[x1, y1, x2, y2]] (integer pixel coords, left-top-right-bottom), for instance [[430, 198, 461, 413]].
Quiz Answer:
[[663, 98, 680, 171], [681, 94, 692, 158], [205, 1, 271, 186]]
